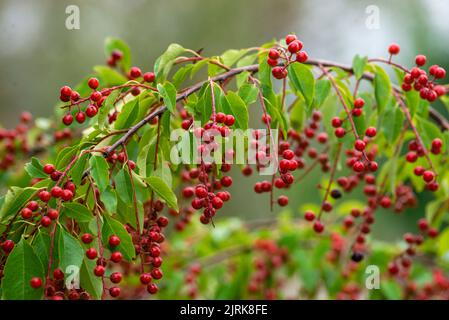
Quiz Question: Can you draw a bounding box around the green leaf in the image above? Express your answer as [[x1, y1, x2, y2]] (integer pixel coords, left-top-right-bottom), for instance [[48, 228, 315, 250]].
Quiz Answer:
[[417, 116, 443, 148], [154, 43, 185, 82], [381, 107, 404, 142], [1, 238, 44, 300], [145, 176, 178, 211], [93, 66, 127, 86], [89, 156, 109, 193], [373, 65, 392, 113], [100, 186, 118, 214], [381, 280, 402, 300], [80, 258, 103, 300], [104, 37, 131, 70], [238, 83, 258, 105], [114, 98, 139, 129], [157, 82, 177, 114], [314, 79, 331, 108], [61, 202, 94, 223], [98, 90, 120, 128], [115, 168, 133, 204], [58, 226, 84, 276], [55, 146, 78, 170], [225, 91, 249, 130], [24, 157, 47, 179], [221, 49, 248, 67], [0, 187, 38, 220], [70, 153, 90, 186], [352, 55, 368, 80], [102, 215, 135, 261], [288, 63, 315, 107]]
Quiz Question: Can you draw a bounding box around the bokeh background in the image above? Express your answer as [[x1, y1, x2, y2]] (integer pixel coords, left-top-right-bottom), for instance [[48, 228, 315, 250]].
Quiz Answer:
[[1, 0, 448, 239]]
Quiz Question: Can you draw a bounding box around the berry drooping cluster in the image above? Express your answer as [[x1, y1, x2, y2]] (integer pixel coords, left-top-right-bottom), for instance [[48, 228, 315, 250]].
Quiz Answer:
[[266, 34, 308, 79]]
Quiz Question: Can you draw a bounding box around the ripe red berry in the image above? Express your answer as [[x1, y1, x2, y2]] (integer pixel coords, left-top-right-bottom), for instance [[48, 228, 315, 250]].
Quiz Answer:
[[296, 51, 308, 63], [151, 268, 163, 280], [215, 112, 226, 123], [388, 262, 399, 275], [51, 186, 63, 198], [268, 49, 280, 60], [380, 196, 391, 209], [63, 114, 73, 126], [432, 138, 442, 150], [143, 72, 155, 83], [47, 209, 59, 220], [30, 277, 42, 289], [335, 127, 346, 138], [60, 86, 72, 97], [221, 176, 233, 187], [21, 208, 33, 219], [282, 149, 295, 160], [75, 112, 86, 124], [43, 164, 55, 175], [86, 248, 98, 260], [415, 55, 426, 66], [94, 265, 105, 277], [90, 91, 102, 102], [147, 283, 158, 294], [38, 190, 51, 203], [354, 139, 366, 151], [224, 115, 235, 126], [267, 58, 278, 67], [277, 195, 289, 207], [406, 152, 418, 163], [285, 34, 297, 44], [418, 218, 429, 231], [414, 166, 424, 176], [435, 67, 446, 79], [423, 171, 435, 183], [353, 161, 365, 172], [313, 221, 324, 233], [109, 235, 121, 247], [41, 216, 52, 227], [86, 105, 98, 118], [2, 240, 15, 253], [304, 210, 315, 221], [88, 77, 99, 90], [288, 40, 302, 53], [272, 67, 287, 79], [365, 127, 376, 137], [428, 228, 439, 238], [331, 117, 342, 128], [27, 201, 39, 211], [129, 66, 142, 79], [388, 43, 400, 55], [110, 251, 123, 263], [81, 233, 93, 244], [109, 287, 121, 298], [110, 272, 122, 284], [212, 196, 224, 209], [61, 189, 74, 201], [354, 98, 365, 109], [140, 273, 152, 285]]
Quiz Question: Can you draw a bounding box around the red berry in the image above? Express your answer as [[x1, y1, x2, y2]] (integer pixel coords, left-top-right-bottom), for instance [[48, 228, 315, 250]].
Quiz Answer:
[[296, 51, 308, 63], [41, 216, 52, 227], [109, 235, 121, 247], [140, 273, 152, 285], [86, 248, 98, 260], [43, 164, 55, 175], [110, 251, 123, 263], [88, 77, 99, 90], [282, 149, 295, 160], [211, 196, 223, 209], [335, 128, 346, 138], [75, 112, 86, 124], [304, 211, 315, 221], [221, 176, 233, 187], [388, 262, 399, 275], [353, 161, 365, 172], [432, 138, 442, 150], [418, 218, 429, 231], [60, 86, 72, 97], [86, 105, 98, 118], [331, 117, 342, 128], [47, 209, 59, 220], [224, 115, 235, 126], [388, 43, 400, 55], [61, 189, 74, 201], [39, 190, 51, 202], [81, 233, 93, 244], [406, 152, 418, 163], [288, 40, 302, 53], [110, 272, 122, 284], [354, 139, 366, 151], [277, 195, 289, 207], [215, 112, 226, 123], [143, 72, 155, 83], [415, 55, 426, 66], [151, 268, 163, 280], [147, 283, 158, 294], [423, 171, 435, 183], [51, 186, 63, 198], [129, 66, 142, 79], [109, 287, 121, 298], [90, 91, 102, 102], [27, 201, 39, 211], [365, 127, 377, 137], [63, 114, 73, 126], [21, 208, 33, 219], [435, 67, 446, 79], [157, 216, 169, 227], [267, 58, 278, 67], [354, 98, 365, 109], [285, 34, 297, 44], [30, 277, 42, 289], [414, 166, 424, 176], [272, 67, 287, 79], [428, 228, 439, 238], [268, 49, 280, 60], [94, 265, 105, 277], [313, 221, 324, 233]]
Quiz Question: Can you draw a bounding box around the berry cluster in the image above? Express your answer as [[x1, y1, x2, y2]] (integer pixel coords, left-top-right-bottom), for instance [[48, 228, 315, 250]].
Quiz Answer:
[[407, 138, 442, 191], [266, 34, 308, 79]]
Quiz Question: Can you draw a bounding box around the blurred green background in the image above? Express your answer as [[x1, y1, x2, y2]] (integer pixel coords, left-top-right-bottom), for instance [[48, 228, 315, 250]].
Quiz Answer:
[[1, 0, 448, 240]]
